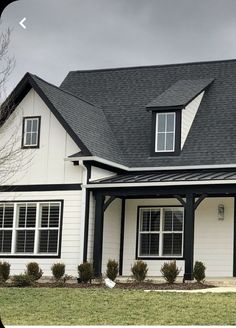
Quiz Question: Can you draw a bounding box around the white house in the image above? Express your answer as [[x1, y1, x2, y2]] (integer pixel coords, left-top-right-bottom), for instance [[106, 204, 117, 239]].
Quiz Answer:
[[1, 59, 236, 280]]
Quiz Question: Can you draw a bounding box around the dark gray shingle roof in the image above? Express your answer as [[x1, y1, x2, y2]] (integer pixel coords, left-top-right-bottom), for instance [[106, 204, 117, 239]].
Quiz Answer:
[[60, 59, 236, 168], [146, 78, 214, 108], [30, 75, 125, 164]]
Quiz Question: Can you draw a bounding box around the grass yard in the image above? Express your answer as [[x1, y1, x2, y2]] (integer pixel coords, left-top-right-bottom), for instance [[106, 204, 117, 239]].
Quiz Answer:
[[1, 288, 236, 325]]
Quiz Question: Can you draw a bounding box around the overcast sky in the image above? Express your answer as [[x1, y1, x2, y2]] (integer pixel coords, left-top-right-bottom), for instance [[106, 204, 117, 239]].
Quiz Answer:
[[2, 0, 236, 92]]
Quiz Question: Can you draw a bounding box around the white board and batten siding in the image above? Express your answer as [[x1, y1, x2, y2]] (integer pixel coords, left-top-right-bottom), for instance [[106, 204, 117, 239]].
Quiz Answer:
[[0, 89, 83, 185], [181, 92, 204, 149], [0, 89, 85, 276]]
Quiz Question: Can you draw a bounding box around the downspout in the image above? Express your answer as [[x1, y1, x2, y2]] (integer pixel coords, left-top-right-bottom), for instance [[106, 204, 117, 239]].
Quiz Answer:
[[78, 160, 90, 263], [79, 160, 91, 262]]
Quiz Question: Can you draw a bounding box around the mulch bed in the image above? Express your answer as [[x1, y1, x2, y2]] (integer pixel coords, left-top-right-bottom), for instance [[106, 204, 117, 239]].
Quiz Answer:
[[1, 281, 215, 290]]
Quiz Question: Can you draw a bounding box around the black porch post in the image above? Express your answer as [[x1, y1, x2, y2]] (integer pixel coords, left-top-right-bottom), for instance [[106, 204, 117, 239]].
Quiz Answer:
[[184, 193, 195, 280], [119, 199, 126, 276], [93, 192, 105, 277]]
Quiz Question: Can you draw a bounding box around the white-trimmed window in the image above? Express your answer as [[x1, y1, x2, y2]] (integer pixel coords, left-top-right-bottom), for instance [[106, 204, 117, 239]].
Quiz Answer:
[[138, 207, 184, 257], [0, 201, 62, 256], [22, 117, 40, 148], [155, 112, 175, 152]]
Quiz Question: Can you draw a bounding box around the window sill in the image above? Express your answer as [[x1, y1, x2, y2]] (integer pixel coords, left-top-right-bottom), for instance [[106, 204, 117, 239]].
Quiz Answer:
[[137, 256, 184, 260], [0, 254, 60, 258]]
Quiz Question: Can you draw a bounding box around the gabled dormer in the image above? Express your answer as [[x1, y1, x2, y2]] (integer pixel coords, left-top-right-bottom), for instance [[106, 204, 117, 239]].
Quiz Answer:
[[146, 78, 214, 156]]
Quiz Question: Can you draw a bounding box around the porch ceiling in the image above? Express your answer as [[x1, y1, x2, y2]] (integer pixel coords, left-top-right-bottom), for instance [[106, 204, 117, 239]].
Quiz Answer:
[[91, 169, 236, 184]]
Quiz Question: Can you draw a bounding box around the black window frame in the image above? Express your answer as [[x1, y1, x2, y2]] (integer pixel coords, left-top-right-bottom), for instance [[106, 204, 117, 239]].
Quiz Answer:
[[150, 108, 182, 156], [0, 199, 64, 259], [136, 205, 184, 260], [22, 116, 41, 149]]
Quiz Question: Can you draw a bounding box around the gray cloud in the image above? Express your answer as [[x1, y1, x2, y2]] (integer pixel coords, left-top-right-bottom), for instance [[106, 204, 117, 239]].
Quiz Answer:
[[2, 0, 236, 93]]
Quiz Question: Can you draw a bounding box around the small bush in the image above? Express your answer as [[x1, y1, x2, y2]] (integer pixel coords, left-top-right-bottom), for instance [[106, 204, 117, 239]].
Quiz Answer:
[[12, 274, 33, 287], [131, 260, 148, 282], [26, 262, 43, 281], [0, 262, 10, 282], [161, 260, 181, 284], [193, 261, 206, 283], [78, 262, 93, 283], [106, 259, 119, 281], [51, 263, 65, 281]]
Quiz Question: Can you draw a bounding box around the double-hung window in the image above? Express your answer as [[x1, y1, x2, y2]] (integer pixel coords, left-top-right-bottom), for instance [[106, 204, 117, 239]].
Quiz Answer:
[[138, 207, 184, 258], [0, 204, 14, 253], [0, 201, 62, 256], [22, 117, 41, 148], [155, 112, 175, 152]]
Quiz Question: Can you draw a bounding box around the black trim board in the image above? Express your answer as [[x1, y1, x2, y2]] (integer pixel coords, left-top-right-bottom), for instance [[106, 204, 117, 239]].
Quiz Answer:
[[0, 199, 64, 259], [0, 184, 82, 192]]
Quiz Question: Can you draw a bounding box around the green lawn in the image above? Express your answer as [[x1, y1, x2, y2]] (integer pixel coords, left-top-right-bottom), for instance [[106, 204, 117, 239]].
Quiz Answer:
[[1, 288, 236, 325]]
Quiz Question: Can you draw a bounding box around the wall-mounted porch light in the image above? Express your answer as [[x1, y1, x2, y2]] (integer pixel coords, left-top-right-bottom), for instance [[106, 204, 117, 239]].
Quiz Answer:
[[218, 204, 225, 221]]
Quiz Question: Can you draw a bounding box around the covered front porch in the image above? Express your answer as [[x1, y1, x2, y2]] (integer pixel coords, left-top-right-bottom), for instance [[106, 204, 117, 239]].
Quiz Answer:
[[84, 170, 236, 280]]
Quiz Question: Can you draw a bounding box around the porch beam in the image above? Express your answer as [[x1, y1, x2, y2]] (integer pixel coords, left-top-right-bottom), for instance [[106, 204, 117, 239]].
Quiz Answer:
[[184, 193, 195, 281], [119, 199, 126, 276], [194, 194, 207, 210], [103, 196, 116, 211], [89, 184, 236, 197], [93, 193, 105, 277]]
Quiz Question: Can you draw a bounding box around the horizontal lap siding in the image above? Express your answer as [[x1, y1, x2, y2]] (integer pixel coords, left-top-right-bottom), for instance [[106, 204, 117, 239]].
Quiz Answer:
[[0, 190, 83, 276], [194, 197, 234, 277]]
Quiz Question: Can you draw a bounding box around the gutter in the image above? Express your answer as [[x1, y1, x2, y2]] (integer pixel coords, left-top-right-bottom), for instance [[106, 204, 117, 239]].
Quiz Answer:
[[66, 155, 236, 172]]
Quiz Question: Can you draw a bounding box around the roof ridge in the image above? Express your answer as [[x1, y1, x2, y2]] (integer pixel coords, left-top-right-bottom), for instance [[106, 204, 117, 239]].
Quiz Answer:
[[69, 58, 236, 73], [30, 73, 99, 108]]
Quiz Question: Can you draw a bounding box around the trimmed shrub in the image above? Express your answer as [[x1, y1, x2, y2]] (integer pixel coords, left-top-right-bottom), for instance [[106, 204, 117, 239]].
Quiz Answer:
[[106, 259, 119, 281], [0, 261, 10, 282], [193, 261, 206, 283], [131, 260, 148, 282], [26, 262, 43, 281], [160, 260, 181, 284], [12, 274, 33, 287], [51, 263, 65, 281], [78, 262, 93, 283]]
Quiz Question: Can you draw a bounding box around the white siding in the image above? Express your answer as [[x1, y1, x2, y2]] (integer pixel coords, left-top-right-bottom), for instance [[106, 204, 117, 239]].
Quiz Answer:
[[194, 197, 234, 277], [102, 198, 121, 274], [181, 92, 204, 149], [118, 197, 234, 277], [123, 198, 185, 276], [90, 166, 116, 182], [0, 190, 83, 276], [0, 89, 82, 185]]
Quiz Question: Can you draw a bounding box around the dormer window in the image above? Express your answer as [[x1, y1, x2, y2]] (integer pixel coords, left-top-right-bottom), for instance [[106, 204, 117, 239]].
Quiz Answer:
[[155, 112, 175, 152], [22, 116, 41, 148]]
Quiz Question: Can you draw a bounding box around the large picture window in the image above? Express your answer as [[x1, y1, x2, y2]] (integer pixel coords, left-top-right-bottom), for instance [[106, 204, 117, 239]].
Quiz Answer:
[[155, 112, 176, 152], [0, 201, 62, 256], [138, 207, 184, 258]]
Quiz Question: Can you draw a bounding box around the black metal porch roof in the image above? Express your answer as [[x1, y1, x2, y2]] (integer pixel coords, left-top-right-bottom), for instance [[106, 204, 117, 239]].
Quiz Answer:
[[92, 169, 236, 184]]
